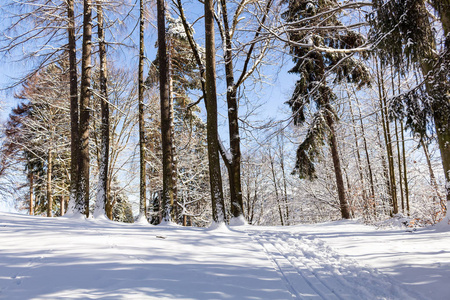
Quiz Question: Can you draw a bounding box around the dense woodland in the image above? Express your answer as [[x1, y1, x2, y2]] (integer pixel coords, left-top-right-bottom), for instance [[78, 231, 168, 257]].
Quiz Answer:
[[0, 0, 448, 226]]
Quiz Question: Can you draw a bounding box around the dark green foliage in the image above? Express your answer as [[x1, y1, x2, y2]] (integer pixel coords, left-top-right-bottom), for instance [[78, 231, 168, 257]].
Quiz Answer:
[[389, 86, 434, 139], [283, 0, 370, 177], [112, 193, 134, 223], [293, 112, 327, 179], [147, 16, 202, 122], [368, 0, 435, 68], [371, 0, 450, 140]]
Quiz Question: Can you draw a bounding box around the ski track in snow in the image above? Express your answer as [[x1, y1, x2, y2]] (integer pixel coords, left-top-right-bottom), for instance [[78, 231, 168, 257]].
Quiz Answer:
[[246, 230, 423, 300]]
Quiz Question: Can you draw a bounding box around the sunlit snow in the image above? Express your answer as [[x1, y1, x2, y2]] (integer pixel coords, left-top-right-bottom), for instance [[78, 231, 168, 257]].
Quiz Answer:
[[0, 212, 448, 299]]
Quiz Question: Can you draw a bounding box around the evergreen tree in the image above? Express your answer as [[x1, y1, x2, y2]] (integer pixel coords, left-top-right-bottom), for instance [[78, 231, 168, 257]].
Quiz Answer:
[[147, 15, 208, 224], [283, 0, 371, 219], [368, 0, 450, 212]]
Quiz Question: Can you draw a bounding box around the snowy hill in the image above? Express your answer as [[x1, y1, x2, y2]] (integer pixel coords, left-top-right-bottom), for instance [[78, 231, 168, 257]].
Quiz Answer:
[[0, 212, 448, 299]]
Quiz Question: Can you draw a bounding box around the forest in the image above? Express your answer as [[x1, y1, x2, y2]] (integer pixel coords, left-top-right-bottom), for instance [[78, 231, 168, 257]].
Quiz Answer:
[[0, 0, 449, 227]]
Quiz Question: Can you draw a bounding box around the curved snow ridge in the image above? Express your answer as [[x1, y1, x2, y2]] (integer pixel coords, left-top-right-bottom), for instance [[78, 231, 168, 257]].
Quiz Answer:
[[247, 231, 423, 300]]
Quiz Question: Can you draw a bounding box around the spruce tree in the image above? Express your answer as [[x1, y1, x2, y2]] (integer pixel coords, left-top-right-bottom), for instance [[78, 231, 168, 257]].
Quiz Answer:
[[369, 0, 450, 211], [283, 0, 370, 219]]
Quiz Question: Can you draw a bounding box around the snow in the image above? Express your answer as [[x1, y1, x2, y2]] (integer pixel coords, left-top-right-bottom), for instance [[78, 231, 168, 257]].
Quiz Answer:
[[229, 215, 248, 226], [0, 212, 449, 299]]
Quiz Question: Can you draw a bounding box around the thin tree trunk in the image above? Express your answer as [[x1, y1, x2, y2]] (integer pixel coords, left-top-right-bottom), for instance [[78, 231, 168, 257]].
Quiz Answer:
[[204, 0, 225, 223], [325, 106, 351, 219], [269, 151, 284, 226], [397, 76, 410, 216], [67, 0, 79, 214], [375, 58, 397, 215], [47, 149, 53, 217], [158, 0, 175, 222], [95, 2, 109, 218], [79, 0, 93, 217], [167, 36, 178, 221], [277, 134, 290, 225], [375, 110, 391, 215], [61, 195, 66, 216], [280, 154, 290, 225], [382, 89, 398, 215], [421, 138, 445, 212], [391, 68, 404, 212], [138, 0, 147, 220], [29, 172, 34, 215], [348, 97, 369, 213], [401, 122, 410, 215], [395, 120, 405, 212], [354, 95, 376, 216]]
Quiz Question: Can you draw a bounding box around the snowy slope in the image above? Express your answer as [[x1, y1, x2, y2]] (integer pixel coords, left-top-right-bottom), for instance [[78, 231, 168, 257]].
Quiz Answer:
[[0, 212, 448, 299]]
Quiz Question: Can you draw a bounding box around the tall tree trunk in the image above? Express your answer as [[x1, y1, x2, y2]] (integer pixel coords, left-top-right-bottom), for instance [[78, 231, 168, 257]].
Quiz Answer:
[[167, 36, 178, 221], [47, 149, 53, 217], [280, 152, 290, 225], [277, 133, 290, 225], [218, 0, 244, 220], [95, 2, 109, 218], [204, 0, 225, 223], [394, 120, 405, 212], [354, 95, 376, 216], [348, 97, 369, 214], [29, 172, 34, 215], [401, 122, 410, 215], [78, 0, 93, 217], [376, 58, 397, 215], [391, 69, 404, 212], [382, 91, 398, 215], [158, 0, 176, 222], [268, 150, 284, 226], [397, 75, 410, 216], [421, 138, 445, 212], [177, 0, 231, 223], [375, 110, 391, 215], [325, 107, 351, 219], [67, 0, 79, 215], [138, 0, 147, 220]]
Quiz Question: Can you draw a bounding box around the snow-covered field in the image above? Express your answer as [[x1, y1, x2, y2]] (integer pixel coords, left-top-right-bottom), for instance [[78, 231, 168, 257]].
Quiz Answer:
[[0, 212, 448, 299]]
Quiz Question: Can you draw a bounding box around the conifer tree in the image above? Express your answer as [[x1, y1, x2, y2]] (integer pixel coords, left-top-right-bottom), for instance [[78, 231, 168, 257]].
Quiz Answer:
[[369, 0, 450, 212], [283, 0, 370, 219]]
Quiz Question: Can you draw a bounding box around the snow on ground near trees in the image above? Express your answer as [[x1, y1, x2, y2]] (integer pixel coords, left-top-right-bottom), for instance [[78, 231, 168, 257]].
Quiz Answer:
[[0, 212, 448, 299]]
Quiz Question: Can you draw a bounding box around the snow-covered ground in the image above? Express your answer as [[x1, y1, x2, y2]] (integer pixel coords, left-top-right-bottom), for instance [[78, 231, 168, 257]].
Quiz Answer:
[[0, 212, 448, 299]]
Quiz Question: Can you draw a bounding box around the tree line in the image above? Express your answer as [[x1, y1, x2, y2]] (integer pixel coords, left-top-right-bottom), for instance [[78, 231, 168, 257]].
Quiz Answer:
[[0, 0, 448, 226]]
